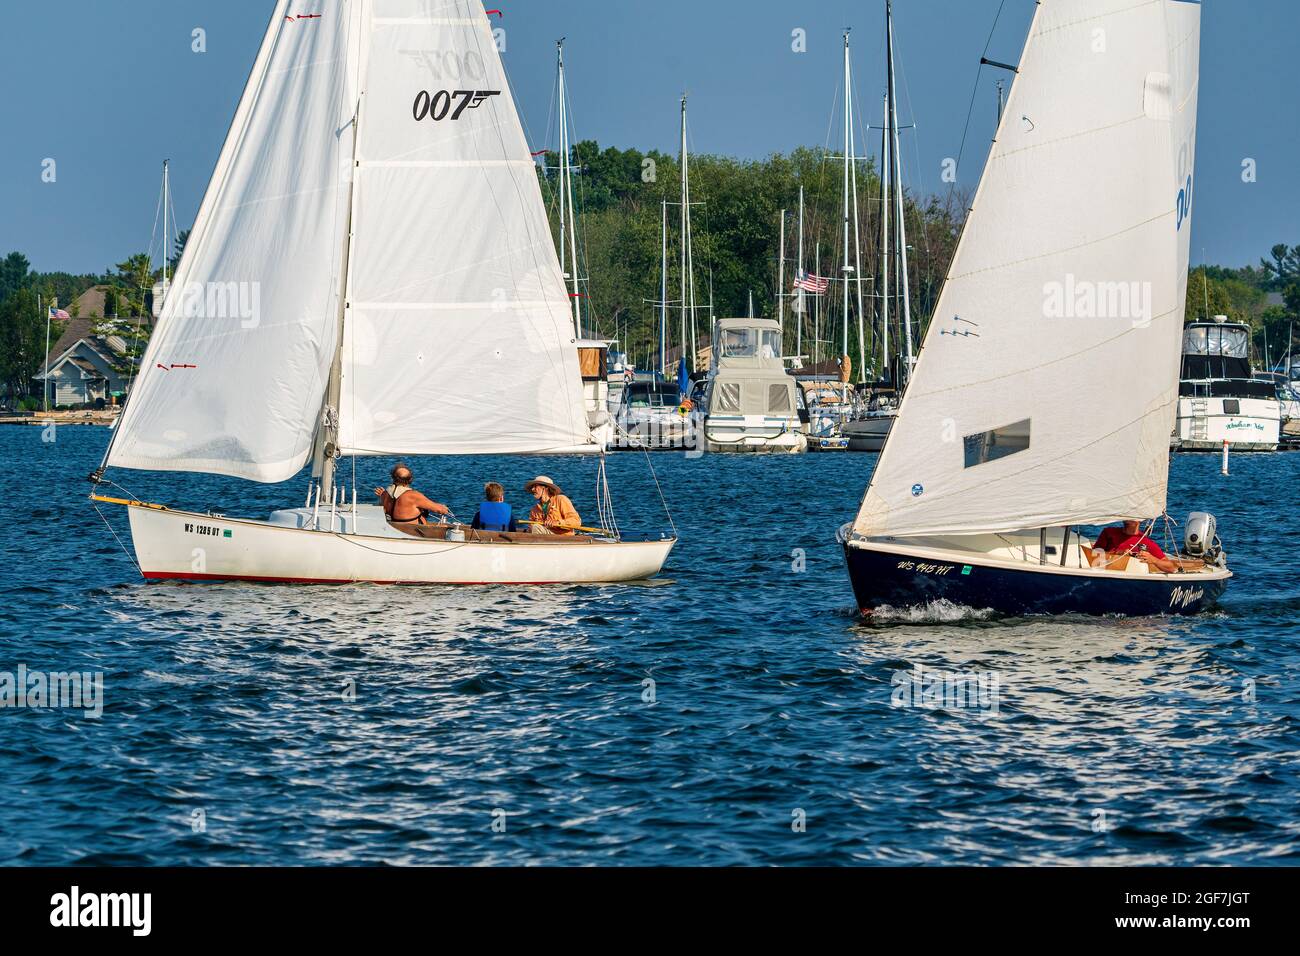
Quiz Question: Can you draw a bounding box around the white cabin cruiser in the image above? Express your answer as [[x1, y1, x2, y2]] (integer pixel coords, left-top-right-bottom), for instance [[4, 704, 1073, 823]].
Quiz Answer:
[[1174, 318, 1280, 451], [702, 318, 805, 453]]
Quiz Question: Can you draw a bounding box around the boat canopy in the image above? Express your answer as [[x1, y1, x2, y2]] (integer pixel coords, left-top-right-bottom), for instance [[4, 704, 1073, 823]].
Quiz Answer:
[[854, 0, 1200, 539], [1182, 324, 1249, 359], [107, 0, 596, 483]]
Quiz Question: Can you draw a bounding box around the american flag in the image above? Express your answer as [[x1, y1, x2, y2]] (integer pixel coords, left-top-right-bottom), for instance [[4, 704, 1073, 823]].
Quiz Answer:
[[48, 306, 70, 319], [793, 269, 829, 294]]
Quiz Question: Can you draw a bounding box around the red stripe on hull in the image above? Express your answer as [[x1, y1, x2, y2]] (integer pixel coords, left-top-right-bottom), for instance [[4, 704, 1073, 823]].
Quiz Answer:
[[143, 571, 572, 585]]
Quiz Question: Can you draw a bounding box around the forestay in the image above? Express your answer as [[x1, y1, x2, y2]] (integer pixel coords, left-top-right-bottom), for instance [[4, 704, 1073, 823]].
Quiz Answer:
[[854, 0, 1200, 539], [337, 0, 594, 457], [108, 1, 362, 482]]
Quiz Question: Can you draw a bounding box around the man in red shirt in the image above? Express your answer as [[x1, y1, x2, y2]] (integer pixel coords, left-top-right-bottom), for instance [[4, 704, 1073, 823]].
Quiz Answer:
[[1092, 520, 1178, 573]]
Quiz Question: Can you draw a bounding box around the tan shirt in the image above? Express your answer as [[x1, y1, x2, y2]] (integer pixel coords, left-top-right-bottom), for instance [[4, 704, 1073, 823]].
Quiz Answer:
[[529, 494, 581, 534]]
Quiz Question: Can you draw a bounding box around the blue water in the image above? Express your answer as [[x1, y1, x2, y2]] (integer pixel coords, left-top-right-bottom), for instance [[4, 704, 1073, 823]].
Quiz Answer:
[[1, 424, 1297, 865]]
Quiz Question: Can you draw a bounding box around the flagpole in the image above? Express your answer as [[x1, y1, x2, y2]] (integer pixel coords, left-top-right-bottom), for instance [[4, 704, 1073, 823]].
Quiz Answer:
[[41, 294, 50, 412]]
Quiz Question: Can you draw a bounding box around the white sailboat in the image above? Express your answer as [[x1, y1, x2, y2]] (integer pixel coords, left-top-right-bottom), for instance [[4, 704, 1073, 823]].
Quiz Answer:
[[840, 0, 1230, 616], [91, 0, 675, 584]]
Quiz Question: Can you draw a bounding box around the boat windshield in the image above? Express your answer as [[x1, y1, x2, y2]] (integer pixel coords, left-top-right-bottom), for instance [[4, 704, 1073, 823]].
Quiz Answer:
[[628, 385, 679, 408], [719, 328, 781, 358], [1183, 326, 1249, 359]]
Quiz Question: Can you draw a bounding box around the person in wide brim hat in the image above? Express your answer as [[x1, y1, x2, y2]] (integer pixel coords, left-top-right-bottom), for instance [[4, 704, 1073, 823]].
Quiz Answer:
[[523, 475, 581, 535], [523, 475, 564, 496]]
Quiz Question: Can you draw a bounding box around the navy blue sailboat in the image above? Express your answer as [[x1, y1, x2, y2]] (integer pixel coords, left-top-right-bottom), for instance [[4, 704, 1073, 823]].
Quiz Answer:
[[840, 0, 1229, 617]]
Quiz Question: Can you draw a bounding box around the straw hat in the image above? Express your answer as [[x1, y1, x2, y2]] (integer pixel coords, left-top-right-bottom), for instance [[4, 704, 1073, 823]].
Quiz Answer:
[[524, 475, 563, 495]]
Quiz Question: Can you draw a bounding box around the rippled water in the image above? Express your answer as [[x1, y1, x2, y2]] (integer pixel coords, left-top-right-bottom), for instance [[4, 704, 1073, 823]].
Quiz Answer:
[[1, 425, 1297, 865]]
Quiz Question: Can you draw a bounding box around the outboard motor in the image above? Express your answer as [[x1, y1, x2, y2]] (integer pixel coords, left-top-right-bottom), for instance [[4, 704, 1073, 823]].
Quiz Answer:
[[1184, 512, 1223, 564]]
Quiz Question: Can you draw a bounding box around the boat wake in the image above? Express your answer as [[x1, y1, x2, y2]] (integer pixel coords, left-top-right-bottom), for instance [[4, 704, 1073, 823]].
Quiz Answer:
[[866, 600, 997, 624]]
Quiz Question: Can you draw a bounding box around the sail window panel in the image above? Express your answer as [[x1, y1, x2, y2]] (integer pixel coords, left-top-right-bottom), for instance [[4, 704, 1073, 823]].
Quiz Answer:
[[963, 420, 1031, 469]]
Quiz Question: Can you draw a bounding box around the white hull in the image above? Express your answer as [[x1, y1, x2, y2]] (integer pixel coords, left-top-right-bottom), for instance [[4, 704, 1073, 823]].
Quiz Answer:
[[124, 504, 674, 585], [702, 415, 806, 454], [1175, 395, 1280, 451]]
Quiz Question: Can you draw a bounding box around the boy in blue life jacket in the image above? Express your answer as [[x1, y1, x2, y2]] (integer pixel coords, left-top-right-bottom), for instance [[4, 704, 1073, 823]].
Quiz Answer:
[[471, 482, 518, 533]]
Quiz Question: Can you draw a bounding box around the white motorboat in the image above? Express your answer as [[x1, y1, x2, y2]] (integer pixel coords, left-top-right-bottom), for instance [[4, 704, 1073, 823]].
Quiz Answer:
[[702, 318, 805, 453], [1173, 318, 1281, 451]]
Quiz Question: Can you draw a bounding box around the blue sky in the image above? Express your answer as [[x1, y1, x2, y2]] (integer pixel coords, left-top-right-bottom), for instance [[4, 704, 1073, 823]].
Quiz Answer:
[[1, 0, 1295, 276]]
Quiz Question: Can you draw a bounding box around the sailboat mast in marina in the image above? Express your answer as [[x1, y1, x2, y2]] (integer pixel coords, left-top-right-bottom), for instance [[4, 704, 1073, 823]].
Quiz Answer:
[[90, 0, 674, 585], [555, 39, 583, 339], [840, 0, 1230, 617]]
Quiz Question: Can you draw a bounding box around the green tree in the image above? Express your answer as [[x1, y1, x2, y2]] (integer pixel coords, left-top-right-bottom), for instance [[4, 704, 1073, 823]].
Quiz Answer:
[[171, 228, 191, 272], [0, 251, 32, 303], [108, 252, 155, 320], [0, 288, 56, 399], [1261, 243, 1300, 290]]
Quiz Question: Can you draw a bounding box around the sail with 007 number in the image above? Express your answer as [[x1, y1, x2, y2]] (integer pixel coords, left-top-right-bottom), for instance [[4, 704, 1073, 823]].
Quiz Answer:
[[107, 0, 595, 484]]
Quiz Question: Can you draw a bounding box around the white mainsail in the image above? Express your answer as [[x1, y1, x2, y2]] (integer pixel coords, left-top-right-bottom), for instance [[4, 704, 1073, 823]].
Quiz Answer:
[[109, 0, 595, 482], [854, 0, 1200, 539], [108, 2, 363, 482], [338, 0, 593, 456]]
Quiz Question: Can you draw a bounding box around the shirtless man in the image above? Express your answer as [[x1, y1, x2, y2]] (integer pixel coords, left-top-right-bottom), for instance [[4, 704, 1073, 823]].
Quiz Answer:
[[373, 463, 450, 524]]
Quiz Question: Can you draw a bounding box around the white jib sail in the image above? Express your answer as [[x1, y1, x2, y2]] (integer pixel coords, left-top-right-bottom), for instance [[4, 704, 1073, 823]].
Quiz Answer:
[[108, 1, 362, 482], [337, 0, 595, 456], [854, 0, 1200, 539]]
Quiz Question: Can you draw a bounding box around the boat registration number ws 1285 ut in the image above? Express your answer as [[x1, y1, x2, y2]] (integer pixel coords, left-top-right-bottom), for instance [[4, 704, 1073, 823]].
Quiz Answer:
[[184, 522, 230, 539]]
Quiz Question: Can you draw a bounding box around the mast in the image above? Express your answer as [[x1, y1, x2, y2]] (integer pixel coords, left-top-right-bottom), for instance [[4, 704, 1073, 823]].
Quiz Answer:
[[879, 91, 891, 382], [315, 41, 367, 496], [813, 244, 822, 367], [887, 0, 914, 378], [777, 209, 786, 340], [660, 199, 668, 375], [557, 39, 581, 338], [162, 159, 170, 293], [796, 186, 805, 359], [846, 39, 867, 382], [840, 30, 852, 362], [679, 94, 690, 375]]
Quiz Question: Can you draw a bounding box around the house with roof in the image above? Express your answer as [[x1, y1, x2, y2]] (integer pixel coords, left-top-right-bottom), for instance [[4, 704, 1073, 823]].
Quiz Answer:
[[33, 287, 152, 407], [34, 319, 134, 406]]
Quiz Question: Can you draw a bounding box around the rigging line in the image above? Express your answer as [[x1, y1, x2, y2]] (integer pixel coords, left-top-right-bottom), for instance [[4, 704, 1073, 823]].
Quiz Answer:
[[92, 501, 144, 576], [948, 0, 1009, 212], [333, 533, 471, 557], [611, 420, 677, 538]]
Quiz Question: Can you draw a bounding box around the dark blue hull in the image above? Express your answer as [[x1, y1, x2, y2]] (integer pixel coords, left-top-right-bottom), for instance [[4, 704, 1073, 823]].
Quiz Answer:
[[842, 541, 1229, 617]]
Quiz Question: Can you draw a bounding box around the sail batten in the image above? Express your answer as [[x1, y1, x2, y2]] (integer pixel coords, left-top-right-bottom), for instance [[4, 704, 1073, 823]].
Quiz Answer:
[[853, 0, 1199, 539]]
